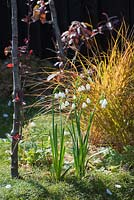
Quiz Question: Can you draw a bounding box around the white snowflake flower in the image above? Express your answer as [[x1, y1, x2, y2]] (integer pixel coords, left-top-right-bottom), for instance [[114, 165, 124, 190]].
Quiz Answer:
[[80, 73, 85, 78], [60, 102, 65, 110], [100, 98, 108, 108], [65, 89, 69, 94], [86, 83, 90, 91], [58, 92, 66, 98], [82, 102, 87, 108], [81, 85, 86, 91], [73, 95, 76, 100], [78, 85, 86, 92], [78, 87, 82, 92], [54, 93, 59, 99], [86, 98, 91, 104], [65, 101, 70, 107], [71, 103, 75, 110]]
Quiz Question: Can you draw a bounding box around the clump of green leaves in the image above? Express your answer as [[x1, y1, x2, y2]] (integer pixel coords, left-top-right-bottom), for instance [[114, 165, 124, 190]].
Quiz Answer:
[[49, 96, 70, 181], [68, 102, 94, 179]]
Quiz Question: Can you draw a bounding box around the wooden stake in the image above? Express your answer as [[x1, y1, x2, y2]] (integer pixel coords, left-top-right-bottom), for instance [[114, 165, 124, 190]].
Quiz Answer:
[[11, 0, 21, 178]]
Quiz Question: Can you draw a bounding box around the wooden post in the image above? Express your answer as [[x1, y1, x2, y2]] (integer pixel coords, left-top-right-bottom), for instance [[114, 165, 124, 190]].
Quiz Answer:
[[11, 0, 21, 178]]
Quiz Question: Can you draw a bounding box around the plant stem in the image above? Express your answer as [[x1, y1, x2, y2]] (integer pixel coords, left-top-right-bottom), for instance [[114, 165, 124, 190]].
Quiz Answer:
[[49, 0, 66, 64]]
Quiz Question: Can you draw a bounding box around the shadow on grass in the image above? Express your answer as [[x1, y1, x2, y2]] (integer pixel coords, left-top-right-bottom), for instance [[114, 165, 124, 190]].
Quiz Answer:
[[65, 176, 119, 200], [17, 178, 50, 200], [22, 178, 67, 200], [0, 97, 39, 138], [0, 98, 13, 138]]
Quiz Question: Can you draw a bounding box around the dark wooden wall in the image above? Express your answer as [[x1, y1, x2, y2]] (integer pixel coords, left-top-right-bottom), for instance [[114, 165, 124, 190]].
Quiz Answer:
[[55, 0, 134, 31], [0, 0, 11, 58], [0, 0, 134, 59]]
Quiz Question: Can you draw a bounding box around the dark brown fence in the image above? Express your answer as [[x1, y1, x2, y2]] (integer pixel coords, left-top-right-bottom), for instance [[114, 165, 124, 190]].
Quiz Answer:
[[0, 0, 134, 59]]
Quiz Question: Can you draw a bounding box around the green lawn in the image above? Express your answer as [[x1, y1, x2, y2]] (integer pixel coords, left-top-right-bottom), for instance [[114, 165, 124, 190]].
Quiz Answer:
[[0, 138, 134, 200], [0, 128, 134, 199]]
